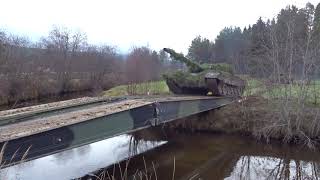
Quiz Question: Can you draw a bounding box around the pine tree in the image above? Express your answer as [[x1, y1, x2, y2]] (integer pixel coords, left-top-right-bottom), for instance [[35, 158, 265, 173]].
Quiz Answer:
[[313, 3, 320, 38], [187, 36, 214, 63]]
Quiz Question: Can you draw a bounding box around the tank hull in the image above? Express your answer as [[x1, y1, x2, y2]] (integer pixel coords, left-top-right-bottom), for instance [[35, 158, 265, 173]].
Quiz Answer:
[[164, 71, 245, 97], [166, 78, 209, 95]]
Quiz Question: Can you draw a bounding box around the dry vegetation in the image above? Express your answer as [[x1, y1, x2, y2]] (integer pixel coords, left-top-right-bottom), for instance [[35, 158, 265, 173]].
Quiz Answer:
[[207, 97, 319, 146], [0, 26, 178, 108]]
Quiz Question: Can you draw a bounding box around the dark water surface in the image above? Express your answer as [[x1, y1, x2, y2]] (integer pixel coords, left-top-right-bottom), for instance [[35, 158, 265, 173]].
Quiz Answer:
[[1, 128, 320, 180]]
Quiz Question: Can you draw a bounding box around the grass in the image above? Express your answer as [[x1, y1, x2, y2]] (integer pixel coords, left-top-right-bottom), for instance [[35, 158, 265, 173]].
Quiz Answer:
[[264, 80, 320, 106], [102, 75, 267, 98], [241, 76, 266, 96], [102, 81, 170, 97], [102, 77, 320, 107], [242, 75, 320, 107]]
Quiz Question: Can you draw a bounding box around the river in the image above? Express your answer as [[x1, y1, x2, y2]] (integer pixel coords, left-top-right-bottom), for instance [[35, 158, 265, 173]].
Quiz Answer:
[[1, 127, 319, 180]]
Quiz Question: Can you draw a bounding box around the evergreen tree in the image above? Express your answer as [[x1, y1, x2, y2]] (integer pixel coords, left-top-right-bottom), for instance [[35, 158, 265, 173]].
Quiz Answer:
[[187, 36, 213, 63], [313, 3, 320, 38], [214, 27, 246, 63]]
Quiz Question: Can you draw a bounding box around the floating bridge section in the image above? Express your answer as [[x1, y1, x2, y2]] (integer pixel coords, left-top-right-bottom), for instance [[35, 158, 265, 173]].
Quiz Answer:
[[0, 96, 233, 167]]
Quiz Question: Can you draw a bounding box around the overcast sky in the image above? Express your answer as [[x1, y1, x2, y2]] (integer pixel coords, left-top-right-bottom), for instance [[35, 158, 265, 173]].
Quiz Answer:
[[0, 0, 319, 53]]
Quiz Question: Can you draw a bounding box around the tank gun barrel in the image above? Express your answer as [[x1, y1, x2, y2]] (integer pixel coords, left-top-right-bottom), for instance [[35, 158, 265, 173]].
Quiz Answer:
[[163, 48, 203, 73]]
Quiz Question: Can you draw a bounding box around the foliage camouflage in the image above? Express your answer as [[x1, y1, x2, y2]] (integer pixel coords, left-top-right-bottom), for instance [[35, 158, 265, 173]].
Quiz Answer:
[[163, 48, 246, 97]]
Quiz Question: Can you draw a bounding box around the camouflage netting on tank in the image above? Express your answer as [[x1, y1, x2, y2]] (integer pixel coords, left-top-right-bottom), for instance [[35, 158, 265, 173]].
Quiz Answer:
[[201, 63, 234, 74]]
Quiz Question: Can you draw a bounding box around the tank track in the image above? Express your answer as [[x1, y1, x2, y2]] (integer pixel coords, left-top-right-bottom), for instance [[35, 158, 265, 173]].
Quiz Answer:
[[217, 83, 244, 97]]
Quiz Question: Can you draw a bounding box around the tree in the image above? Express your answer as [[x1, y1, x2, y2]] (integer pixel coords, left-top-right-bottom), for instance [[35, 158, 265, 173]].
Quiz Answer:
[[313, 3, 320, 35], [313, 3, 320, 75], [213, 27, 249, 73], [187, 36, 213, 63], [0, 31, 6, 67], [247, 17, 272, 77], [126, 47, 162, 83]]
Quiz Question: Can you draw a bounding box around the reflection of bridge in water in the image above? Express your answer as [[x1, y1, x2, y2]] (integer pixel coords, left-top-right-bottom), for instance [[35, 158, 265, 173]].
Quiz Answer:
[[0, 96, 233, 167]]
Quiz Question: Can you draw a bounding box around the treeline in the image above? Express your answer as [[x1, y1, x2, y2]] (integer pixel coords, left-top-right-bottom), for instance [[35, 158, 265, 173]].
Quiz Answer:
[[187, 2, 320, 80], [0, 26, 176, 106]]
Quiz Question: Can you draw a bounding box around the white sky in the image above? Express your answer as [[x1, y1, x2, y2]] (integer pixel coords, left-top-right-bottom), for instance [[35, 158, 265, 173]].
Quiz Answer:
[[0, 0, 319, 53]]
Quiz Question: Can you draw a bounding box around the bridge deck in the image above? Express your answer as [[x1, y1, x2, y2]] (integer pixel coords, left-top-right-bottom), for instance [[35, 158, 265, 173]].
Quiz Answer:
[[0, 95, 233, 167], [0, 99, 150, 142]]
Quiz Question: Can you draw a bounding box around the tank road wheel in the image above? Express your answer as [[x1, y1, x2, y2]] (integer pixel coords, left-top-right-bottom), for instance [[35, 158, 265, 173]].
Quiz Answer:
[[233, 87, 239, 97], [226, 85, 239, 97], [218, 83, 224, 96], [221, 84, 226, 96], [231, 87, 236, 96], [223, 84, 228, 96], [219, 84, 224, 95], [236, 88, 240, 96], [230, 86, 235, 96], [226, 86, 231, 96], [233, 87, 238, 96], [227, 85, 231, 96]]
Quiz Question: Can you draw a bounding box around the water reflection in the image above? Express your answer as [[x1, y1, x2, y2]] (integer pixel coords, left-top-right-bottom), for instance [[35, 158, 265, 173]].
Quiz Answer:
[[227, 156, 320, 180], [52, 145, 92, 165], [83, 131, 320, 180], [0, 134, 166, 180]]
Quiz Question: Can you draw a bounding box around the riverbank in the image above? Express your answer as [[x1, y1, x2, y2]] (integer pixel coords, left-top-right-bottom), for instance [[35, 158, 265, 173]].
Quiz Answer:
[[167, 96, 320, 148]]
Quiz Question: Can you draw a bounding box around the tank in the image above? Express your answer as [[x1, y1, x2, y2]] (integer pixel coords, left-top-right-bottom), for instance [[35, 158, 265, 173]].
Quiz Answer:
[[163, 48, 246, 97]]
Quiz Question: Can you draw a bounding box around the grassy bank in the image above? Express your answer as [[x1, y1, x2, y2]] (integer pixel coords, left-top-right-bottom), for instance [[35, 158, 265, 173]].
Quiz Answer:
[[102, 81, 170, 97], [242, 76, 320, 107], [102, 78, 260, 97], [103, 77, 319, 104]]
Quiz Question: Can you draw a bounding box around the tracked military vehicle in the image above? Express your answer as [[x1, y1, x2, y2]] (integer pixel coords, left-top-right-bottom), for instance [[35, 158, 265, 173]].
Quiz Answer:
[[163, 48, 246, 97]]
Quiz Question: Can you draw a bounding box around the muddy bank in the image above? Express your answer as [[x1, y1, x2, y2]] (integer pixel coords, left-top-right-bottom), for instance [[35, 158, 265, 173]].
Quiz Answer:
[[167, 96, 320, 147]]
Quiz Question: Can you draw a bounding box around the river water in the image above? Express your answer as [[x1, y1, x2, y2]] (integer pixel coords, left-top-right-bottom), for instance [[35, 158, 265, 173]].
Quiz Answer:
[[1, 128, 320, 180]]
